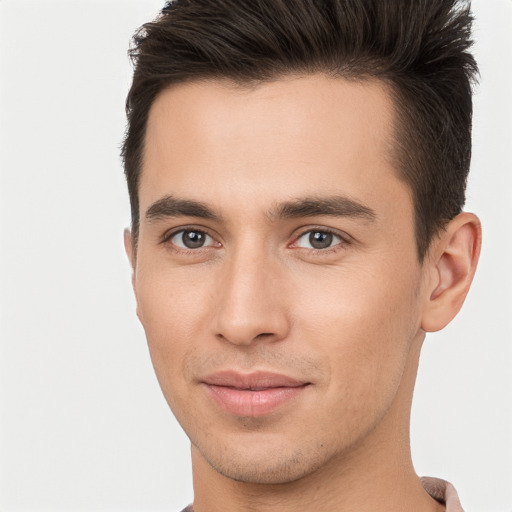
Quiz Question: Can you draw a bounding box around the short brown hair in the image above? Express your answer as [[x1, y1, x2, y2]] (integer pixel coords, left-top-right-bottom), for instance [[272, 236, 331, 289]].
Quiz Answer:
[[122, 0, 478, 260]]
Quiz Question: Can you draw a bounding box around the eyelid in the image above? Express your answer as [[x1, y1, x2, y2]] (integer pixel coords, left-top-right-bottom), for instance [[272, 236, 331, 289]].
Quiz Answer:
[[160, 225, 221, 249], [289, 226, 352, 251]]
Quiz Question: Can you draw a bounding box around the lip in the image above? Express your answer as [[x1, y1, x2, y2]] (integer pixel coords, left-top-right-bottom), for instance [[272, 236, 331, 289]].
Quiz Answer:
[[202, 371, 310, 417]]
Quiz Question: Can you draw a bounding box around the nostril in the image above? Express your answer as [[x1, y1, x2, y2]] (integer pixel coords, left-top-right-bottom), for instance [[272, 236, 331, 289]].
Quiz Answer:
[[255, 332, 275, 339], [215, 330, 280, 346]]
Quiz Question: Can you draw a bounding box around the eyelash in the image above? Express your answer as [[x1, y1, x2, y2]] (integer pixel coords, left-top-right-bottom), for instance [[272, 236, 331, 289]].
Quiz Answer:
[[160, 226, 351, 255], [291, 227, 350, 254], [161, 226, 219, 254]]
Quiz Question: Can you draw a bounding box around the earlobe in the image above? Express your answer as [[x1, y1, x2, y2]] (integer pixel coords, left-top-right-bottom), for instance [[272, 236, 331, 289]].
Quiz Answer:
[[421, 212, 482, 333]]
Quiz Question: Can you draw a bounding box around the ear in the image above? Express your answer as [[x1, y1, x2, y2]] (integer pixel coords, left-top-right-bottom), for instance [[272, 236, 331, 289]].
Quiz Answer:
[[421, 212, 482, 332], [123, 228, 138, 303], [124, 228, 135, 267]]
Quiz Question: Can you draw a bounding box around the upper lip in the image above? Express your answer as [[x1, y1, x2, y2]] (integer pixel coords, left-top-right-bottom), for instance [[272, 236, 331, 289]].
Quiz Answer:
[[202, 371, 309, 389]]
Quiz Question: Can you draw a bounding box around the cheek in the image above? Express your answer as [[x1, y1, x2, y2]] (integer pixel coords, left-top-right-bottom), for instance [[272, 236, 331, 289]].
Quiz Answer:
[[136, 256, 214, 332], [293, 260, 420, 341], [135, 263, 215, 394], [291, 261, 422, 394]]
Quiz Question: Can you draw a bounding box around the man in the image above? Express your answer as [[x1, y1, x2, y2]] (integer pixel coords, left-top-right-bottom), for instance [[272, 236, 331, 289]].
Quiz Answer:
[[122, 1, 481, 510]]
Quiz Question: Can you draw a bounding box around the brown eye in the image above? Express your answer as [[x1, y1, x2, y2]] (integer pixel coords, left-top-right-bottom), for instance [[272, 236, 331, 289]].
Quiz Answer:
[[295, 230, 342, 250], [309, 231, 333, 249], [170, 230, 213, 249]]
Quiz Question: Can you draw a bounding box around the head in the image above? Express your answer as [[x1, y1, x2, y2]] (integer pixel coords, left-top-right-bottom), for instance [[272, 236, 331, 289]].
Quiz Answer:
[[122, 0, 481, 487]]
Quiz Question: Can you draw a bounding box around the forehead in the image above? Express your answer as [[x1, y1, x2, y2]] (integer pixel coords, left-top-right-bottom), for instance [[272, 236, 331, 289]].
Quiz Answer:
[[141, 74, 410, 222]]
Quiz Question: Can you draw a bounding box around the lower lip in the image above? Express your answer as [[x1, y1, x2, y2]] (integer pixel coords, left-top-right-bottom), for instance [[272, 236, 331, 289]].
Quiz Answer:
[[204, 384, 308, 417]]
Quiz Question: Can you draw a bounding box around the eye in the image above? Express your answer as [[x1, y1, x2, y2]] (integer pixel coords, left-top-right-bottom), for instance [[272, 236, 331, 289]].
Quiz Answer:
[[168, 229, 216, 249], [294, 230, 344, 250]]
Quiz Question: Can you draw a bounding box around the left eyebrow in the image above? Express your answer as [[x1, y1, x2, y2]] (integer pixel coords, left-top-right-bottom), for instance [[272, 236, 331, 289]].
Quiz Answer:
[[269, 195, 377, 222]]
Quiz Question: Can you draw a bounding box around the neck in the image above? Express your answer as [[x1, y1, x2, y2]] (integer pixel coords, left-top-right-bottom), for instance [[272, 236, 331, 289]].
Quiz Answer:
[[190, 335, 443, 512]]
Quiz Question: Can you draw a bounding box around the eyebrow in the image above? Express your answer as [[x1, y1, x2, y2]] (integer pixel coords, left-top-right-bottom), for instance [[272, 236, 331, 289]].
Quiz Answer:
[[270, 195, 376, 222], [145, 195, 222, 222], [145, 194, 376, 223]]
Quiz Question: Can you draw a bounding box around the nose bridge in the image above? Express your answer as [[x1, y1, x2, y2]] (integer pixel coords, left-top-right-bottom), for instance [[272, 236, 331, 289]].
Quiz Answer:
[[214, 238, 288, 345]]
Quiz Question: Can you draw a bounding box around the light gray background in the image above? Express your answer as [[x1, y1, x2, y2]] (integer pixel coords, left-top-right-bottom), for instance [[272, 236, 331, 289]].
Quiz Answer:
[[0, 0, 510, 510]]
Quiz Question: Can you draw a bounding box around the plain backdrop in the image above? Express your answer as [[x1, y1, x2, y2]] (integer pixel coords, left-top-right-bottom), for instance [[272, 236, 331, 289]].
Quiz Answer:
[[0, 0, 511, 510]]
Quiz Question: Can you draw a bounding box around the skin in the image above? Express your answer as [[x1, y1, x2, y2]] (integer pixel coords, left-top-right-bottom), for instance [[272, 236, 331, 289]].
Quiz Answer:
[[125, 74, 481, 511]]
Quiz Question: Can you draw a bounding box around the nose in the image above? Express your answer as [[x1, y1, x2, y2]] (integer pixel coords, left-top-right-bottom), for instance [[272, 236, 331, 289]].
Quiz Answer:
[[213, 247, 290, 346]]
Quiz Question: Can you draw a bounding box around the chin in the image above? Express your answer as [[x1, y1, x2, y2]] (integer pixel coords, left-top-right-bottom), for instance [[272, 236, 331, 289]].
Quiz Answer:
[[196, 436, 333, 485]]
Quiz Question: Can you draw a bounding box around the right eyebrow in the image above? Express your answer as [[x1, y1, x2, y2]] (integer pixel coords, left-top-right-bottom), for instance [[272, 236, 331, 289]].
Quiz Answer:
[[145, 195, 222, 222]]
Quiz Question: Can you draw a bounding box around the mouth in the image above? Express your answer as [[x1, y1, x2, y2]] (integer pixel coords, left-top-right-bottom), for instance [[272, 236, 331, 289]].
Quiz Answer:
[[201, 371, 311, 417]]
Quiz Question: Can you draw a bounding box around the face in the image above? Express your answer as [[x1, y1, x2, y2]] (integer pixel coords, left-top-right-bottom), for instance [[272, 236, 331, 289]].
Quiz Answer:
[[129, 74, 431, 484]]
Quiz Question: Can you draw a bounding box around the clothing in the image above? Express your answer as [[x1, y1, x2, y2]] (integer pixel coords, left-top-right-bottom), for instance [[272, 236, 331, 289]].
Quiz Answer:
[[422, 476, 464, 511], [180, 476, 464, 511]]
